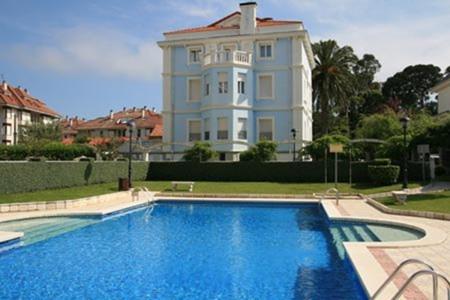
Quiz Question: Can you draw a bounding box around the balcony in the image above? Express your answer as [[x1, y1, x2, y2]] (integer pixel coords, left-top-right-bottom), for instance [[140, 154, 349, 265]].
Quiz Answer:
[[202, 50, 252, 68]]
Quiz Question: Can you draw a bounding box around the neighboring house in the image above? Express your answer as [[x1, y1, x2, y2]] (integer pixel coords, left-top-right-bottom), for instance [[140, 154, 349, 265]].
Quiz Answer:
[[157, 1, 314, 161], [431, 74, 450, 114], [75, 107, 163, 161], [76, 107, 163, 141], [60, 116, 86, 143], [0, 81, 60, 145]]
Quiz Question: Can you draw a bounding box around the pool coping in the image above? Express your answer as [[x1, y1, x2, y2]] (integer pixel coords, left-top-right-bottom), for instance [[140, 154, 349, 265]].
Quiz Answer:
[[0, 195, 447, 299]]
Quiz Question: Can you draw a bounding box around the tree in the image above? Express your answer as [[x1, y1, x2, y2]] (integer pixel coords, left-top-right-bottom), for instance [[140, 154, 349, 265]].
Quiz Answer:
[[183, 142, 217, 162], [446, 66, 450, 75], [239, 141, 277, 162], [355, 111, 401, 140], [382, 64, 443, 109], [302, 134, 350, 160], [353, 54, 381, 92], [312, 40, 357, 136], [19, 122, 62, 147]]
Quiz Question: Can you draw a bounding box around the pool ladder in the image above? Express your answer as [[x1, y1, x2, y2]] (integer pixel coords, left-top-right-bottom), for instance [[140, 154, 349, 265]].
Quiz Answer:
[[316, 188, 340, 206], [135, 187, 157, 222], [371, 258, 450, 300]]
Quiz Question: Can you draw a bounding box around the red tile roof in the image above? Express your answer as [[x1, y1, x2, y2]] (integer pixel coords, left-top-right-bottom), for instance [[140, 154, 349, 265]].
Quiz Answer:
[[164, 11, 301, 35], [0, 81, 60, 117], [60, 117, 86, 135], [76, 108, 163, 139]]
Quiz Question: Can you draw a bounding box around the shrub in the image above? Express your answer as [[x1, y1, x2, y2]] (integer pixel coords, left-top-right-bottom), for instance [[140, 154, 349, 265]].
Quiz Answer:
[[370, 158, 391, 166], [239, 141, 277, 162], [435, 166, 446, 177], [37, 142, 95, 160], [183, 142, 218, 162], [0, 144, 30, 160], [368, 165, 400, 185]]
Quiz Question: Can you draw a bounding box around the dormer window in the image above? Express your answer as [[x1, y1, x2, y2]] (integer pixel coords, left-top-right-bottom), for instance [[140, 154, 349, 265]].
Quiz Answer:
[[257, 41, 274, 59], [188, 47, 202, 64]]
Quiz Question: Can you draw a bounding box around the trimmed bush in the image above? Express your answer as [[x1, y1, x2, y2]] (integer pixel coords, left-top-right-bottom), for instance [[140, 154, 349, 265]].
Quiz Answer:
[[0, 161, 150, 194], [370, 158, 391, 166], [368, 165, 400, 185]]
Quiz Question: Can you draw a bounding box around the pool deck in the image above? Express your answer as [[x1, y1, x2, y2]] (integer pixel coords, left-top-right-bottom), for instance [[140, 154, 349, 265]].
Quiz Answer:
[[0, 193, 449, 299]]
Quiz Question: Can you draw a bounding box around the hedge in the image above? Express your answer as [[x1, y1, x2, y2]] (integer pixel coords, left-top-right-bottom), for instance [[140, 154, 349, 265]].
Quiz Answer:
[[148, 161, 429, 183], [0, 161, 150, 194], [148, 161, 370, 183], [368, 165, 400, 185]]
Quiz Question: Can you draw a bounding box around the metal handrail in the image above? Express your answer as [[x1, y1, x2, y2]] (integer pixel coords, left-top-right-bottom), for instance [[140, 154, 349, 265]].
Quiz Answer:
[[371, 258, 434, 299], [392, 269, 450, 300], [325, 188, 339, 206]]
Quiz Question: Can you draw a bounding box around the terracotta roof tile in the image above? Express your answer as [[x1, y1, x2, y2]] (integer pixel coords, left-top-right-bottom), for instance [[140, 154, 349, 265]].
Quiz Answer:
[[76, 108, 163, 139], [0, 82, 60, 117], [164, 11, 301, 35]]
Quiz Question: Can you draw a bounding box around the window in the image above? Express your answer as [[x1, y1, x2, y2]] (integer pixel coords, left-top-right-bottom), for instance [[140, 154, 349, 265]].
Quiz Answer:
[[188, 120, 201, 142], [203, 118, 210, 141], [237, 73, 246, 94], [258, 118, 273, 141], [188, 47, 202, 64], [258, 42, 273, 59], [3, 124, 11, 136], [237, 118, 247, 140], [187, 78, 201, 102], [217, 117, 228, 140], [204, 74, 210, 96], [257, 74, 274, 99], [218, 72, 228, 94]]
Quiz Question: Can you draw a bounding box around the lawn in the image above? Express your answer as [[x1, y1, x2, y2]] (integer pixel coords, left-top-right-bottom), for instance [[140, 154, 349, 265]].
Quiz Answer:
[[378, 190, 450, 214], [0, 181, 421, 204]]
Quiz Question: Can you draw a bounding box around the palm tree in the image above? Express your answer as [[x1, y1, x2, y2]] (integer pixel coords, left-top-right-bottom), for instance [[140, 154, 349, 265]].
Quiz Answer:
[[312, 40, 357, 136]]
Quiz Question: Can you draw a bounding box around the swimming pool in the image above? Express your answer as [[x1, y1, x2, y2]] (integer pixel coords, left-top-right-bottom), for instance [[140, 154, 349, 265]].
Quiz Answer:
[[0, 201, 424, 299]]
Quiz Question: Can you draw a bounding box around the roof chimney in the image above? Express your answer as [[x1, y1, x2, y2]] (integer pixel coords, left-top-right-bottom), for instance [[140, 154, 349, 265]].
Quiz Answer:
[[2, 80, 7, 91], [109, 109, 114, 119], [239, 2, 257, 35], [123, 107, 126, 111], [141, 108, 146, 118], [133, 106, 136, 112], [152, 107, 156, 112], [69, 119, 73, 127]]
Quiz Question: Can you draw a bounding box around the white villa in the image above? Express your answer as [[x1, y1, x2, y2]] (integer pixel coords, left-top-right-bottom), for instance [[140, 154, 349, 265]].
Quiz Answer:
[[157, 2, 314, 161], [431, 74, 450, 114]]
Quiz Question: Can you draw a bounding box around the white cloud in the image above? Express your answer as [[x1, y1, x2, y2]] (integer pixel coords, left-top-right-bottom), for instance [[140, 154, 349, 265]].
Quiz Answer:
[[4, 26, 161, 81], [319, 15, 450, 80], [278, 0, 450, 80]]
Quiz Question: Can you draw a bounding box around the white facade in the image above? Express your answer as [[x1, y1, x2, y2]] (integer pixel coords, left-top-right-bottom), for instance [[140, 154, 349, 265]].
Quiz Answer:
[[432, 76, 450, 114], [158, 2, 314, 161]]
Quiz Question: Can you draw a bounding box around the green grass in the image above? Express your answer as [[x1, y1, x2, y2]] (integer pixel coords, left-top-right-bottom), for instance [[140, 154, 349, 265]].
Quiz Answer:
[[378, 190, 450, 214], [0, 181, 421, 204]]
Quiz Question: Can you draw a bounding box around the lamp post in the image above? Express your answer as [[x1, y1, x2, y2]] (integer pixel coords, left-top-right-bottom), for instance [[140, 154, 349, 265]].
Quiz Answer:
[[400, 116, 410, 189], [118, 119, 136, 188], [291, 128, 297, 161]]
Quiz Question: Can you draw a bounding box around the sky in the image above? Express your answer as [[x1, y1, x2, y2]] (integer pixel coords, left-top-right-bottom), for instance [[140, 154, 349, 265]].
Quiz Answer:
[[0, 0, 449, 119]]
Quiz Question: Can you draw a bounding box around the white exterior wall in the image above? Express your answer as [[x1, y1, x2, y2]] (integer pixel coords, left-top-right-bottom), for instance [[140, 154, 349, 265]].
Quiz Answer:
[[438, 84, 450, 114]]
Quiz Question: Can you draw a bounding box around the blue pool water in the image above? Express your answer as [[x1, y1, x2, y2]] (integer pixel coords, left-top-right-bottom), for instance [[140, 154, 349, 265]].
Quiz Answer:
[[0, 202, 423, 299]]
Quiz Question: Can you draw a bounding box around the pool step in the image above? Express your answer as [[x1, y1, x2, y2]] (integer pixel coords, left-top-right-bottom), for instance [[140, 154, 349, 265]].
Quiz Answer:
[[0, 217, 97, 246]]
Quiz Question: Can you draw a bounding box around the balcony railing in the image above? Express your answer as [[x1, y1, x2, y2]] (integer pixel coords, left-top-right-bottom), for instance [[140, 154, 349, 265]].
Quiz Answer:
[[202, 50, 252, 67]]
